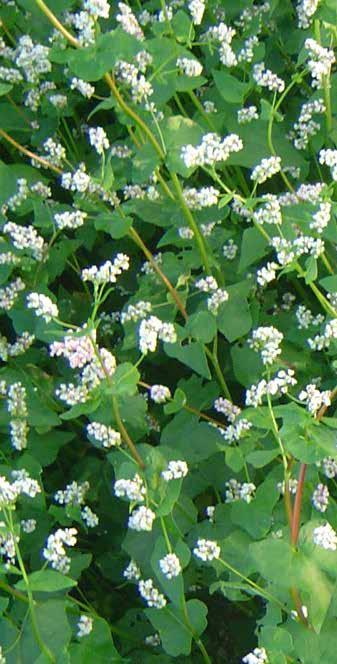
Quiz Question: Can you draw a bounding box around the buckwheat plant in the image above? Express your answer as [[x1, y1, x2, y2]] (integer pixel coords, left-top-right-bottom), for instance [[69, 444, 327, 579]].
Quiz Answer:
[[0, 1, 337, 662]]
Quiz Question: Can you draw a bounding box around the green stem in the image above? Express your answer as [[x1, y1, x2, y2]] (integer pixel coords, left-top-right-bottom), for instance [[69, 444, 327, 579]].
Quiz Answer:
[[112, 395, 145, 469], [7, 512, 55, 662], [218, 557, 286, 612], [314, 20, 332, 135], [204, 346, 232, 399], [170, 171, 212, 274]]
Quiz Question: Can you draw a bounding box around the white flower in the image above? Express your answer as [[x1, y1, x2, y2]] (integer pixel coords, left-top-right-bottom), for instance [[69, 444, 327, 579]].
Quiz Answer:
[[81, 254, 129, 284], [4, 221, 45, 260], [298, 383, 331, 415], [150, 385, 171, 403], [159, 553, 181, 579], [297, 0, 320, 28], [138, 579, 166, 608], [81, 505, 99, 528], [251, 156, 282, 184], [207, 288, 229, 314], [138, 316, 176, 354], [70, 77, 95, 98], [242, 647, 268, 664], [319, 457, 337, 479], [305, 38, 335, 89], [248, 326, 283, 365], [256, 262, 278, 287], [116, 3, 144, 40], [188, 0, 205, 24], [253, 62, 285, 93], [114, 474, 146, 502], [55, 480, 89, 506], [43, 528, 77, 573], [54, 210, 87, 230], [88, 126, 109, 155], [176, 57, 203, 77], [84, 0, 109, 19], [313, 523, 337, 550], [223, 239, 238, 260], [312, 484, 329, 513], [310, 202, 331, 233], [77, 615, 93, 638], [253, 196, 282, 226], [193, 539, 220, 561], [181, 132, 243, 169], [27, 293, 58, 322], [21, 518, 36, 533], [238, 106, 259, 124], [162, 460, 188, 481], [87, 422, 121, 448], [214, 398, 241, 422], [128, 506, 155, 531], [123, 559, 141, 581]]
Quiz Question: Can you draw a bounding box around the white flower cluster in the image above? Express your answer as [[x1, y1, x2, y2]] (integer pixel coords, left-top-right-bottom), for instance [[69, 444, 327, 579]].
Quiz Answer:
[[248, 326, 283, 365], [238, 106, 259, 124], [251, 156, 282, 184], [0, 278, 25, 311], [159, 553, 182, 578], [223, 239, 238, 260], [181, 132, 243, 169], [88, 126, 109, 155], [121, 301, 152, 324], [161, 460, 188, 481], [253, 195, 282, 226], [82, 254, 129, 284], [43, 138, 66, 167], [110, 144, 133, 158], [318, 457, 337, 479], [193, 539, 220, 561], [312, 483, 329, 513], [305, 39, 335, 89], [62, 163, 91, 193], [139, 316, 176, 354], [310, 201, 331, 234], [116, 2, 144, 41], [55, 480, 89, 506], [183, 186, 220, 209], [296, 305, 324, 330], [77, 615, 93, 638], [225, 479, 256, 504], [256, 261, 278, 287], [253, 62, 285, 93], [0, 525, 18, 565], [292, 99, 325, 150], [313, 522, 337, 551], [27, 293, 58, 322], [138, 579, 166, 608], [3, 221, 45, 260], [204, 22, 237, 67], [214, 398, 241, 422], [70, 77, 95, 98], [218, 418, 252, 444], [87, 422, 121, 448], [128, 506, 156, 531], [308, 318, 337, 351], [277, 479, 298, 495], [272, 234, 324, 265], [206, 505, 215, 522], [54, 210, 87, 230], [21, 518, 37, 533], [319, 149, 337, 181], [195, 276, 229, 314], [115, 60, 153, 105], [188, 0, 205, 24], [1, 178, 28, 214], [245, 369, 297, 407], [50, 331, 96, 369], [176, 57, 203, 77], [242, 647, 268, 664], [297, 0, 320, 28], [0, 470, 40, 507], [114, 474, 146, 502], [65, 10, 95, 46], [81, 505, 99, 528], [14, 35, 51, 83], [43, 527, 77, 573], [150, 384, 171, 403], [145, 633, 161, 647], [298, 383, 331, 415], [84, 0, 110, 19], [123, 559, 141, 581]]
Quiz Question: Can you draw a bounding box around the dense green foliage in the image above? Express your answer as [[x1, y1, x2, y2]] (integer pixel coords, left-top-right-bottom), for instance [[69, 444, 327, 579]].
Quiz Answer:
[[1, 0, 337, 662]]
